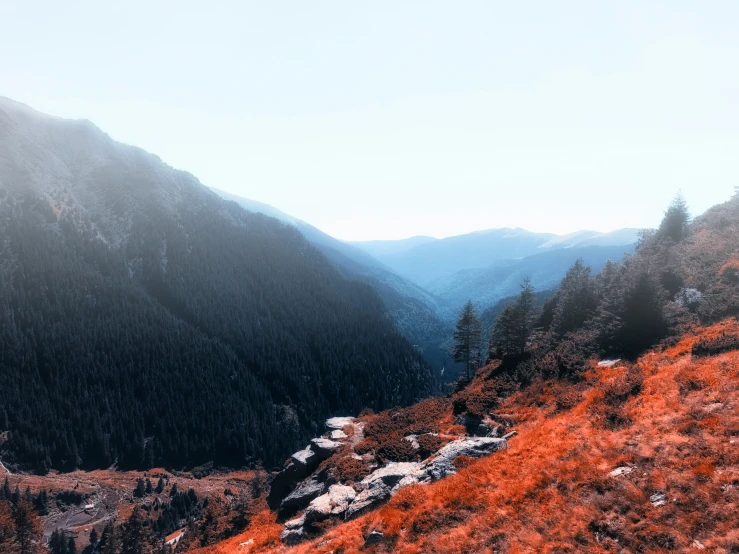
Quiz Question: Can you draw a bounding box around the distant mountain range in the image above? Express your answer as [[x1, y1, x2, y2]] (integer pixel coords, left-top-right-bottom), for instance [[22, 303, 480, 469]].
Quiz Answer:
[[351, 227, 640, 289]]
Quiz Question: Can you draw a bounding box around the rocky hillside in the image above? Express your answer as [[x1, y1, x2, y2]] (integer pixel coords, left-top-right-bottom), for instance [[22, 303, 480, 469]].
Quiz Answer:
[[196, 319, 739, 553]]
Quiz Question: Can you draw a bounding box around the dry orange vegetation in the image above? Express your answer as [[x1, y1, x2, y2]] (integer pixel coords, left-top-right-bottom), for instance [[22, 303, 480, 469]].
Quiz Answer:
[[197, 320, 739, 553]]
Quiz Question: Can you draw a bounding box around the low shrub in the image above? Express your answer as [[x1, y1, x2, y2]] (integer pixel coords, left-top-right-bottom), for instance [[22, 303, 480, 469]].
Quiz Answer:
[[692, 332, 739, 357]]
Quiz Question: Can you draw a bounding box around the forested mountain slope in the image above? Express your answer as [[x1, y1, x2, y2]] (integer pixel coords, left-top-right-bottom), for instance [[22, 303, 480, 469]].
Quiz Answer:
[[211, 188, 454, 371], [0, 97, 433, 473]]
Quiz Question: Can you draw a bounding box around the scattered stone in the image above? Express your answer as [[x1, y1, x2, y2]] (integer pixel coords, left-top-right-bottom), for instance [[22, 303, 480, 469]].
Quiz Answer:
[[502, 431, 518, 440], [310, 438, 343, 458], [326, 417, 354, 430], [239, 539, 254, 547], [280, 527, 306, 546], [364, 529, 384, 546], [703, 402, 724, 413], [329, 429, 348, 440], [692, 539, 706, 550], [304, 485, 357, 524], [284, 514, 305, 530], [280, 477, 325, 513], [609, 466, 634, 477], [404, 435, 420, 449], [475, 417, 501, 437], [650, 492, 667, 507], [598, 359, 622, 367]]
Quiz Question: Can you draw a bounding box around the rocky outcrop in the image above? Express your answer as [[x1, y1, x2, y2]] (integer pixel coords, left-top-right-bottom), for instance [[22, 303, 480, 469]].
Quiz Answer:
[[279, 477, 325, 513], [276, 418, 512, 544]]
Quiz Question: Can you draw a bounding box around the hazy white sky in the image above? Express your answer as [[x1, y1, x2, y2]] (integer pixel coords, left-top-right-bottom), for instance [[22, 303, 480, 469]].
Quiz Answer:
[[2, 1, 737, 240]]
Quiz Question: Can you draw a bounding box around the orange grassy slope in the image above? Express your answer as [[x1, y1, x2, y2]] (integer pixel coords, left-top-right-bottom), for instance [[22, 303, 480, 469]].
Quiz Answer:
[[199, 320, 739, 554]]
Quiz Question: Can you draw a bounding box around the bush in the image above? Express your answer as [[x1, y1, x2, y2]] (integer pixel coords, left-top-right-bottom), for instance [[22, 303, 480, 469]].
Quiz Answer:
[[416, 434, 449, 459], [375, 433, 418, 463], [692, 332, 739, 357]]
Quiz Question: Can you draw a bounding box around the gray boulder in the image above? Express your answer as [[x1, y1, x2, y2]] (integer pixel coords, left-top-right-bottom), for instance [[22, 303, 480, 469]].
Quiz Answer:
[[329, 429, 348, 440], [325, 416, 354, 430], [291, 446, 319, 467], [280, 515, 307, 545], [346, 462, 423, 518], [304, 485, 357, 524], [365, 530, 384, 546], [280, 477, 325, 513], [310, 437, 343, 458], [421, 437, 506, 482]]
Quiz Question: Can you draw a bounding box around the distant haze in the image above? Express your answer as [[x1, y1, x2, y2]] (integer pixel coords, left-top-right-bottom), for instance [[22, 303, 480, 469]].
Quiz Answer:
[[1, 1, 737, 240]]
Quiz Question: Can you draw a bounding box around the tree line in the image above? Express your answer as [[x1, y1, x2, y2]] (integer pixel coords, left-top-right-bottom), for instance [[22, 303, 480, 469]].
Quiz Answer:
[[452, 193, 737, 383]]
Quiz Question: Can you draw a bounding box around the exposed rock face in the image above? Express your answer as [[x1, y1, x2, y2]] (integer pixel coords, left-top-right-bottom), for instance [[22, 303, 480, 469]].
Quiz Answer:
[[304, 485, 357, 524], [346, 463, 424, 518], [311, 438, 343, 458], [326, 417, 354, 430], [329, 429, 348, 440], [422, 437, 506, 482], [268, 445, 325, 508], [280, 515, 307, 545], [291, 447, 319, 467], [280, 477, 325, 513]]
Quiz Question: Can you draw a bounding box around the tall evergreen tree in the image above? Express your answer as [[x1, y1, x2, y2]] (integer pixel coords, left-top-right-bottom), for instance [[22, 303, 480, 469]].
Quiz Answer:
[[1, 477, 9, 501], [514, 278, 537, 355], [552, 260, 598, 337], [99, 523, 119, 554], [0, 501, 19, 554], [120, 506, 154, 554], [659, 192, 691, 242], [12, 499, 42, 554], [452, 301, 482, 381]]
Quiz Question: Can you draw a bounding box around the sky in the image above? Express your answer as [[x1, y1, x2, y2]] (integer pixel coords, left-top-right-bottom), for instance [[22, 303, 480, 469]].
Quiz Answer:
[[1, 1, 737, 241]]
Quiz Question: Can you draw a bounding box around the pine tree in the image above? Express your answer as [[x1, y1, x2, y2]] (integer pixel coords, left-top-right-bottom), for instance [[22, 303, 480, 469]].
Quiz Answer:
[[145, 479, 153, 495], [89, 528, 99, 548], [0, 501, 19, 554], [155, 478, 164, 494], [134, 479, 146, 499], [552, 260, 598, 337], [0, 477, 9, 501], [659, 192, 690, 242], [120, 506, 154, 554], [99, 522, 119, 554], [12, 499, 42, 554], [514, 278, 536, 355], [452, 301, 482, 381]]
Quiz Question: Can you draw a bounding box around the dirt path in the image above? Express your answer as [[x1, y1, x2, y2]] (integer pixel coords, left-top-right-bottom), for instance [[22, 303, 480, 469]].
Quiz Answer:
[[0, 460, 10, 476]]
